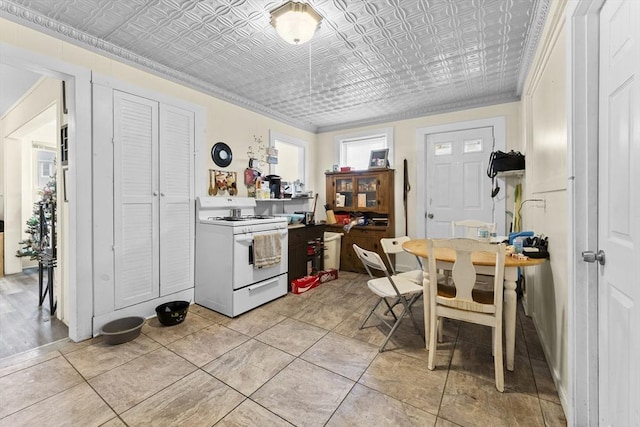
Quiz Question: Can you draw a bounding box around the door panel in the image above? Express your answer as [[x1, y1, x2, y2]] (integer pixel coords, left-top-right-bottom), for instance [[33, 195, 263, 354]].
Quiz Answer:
[[159, 104, 194, 296], [113, 91, 159, 308], [426, 127, 495, 238], [599, 1, 640, 424]]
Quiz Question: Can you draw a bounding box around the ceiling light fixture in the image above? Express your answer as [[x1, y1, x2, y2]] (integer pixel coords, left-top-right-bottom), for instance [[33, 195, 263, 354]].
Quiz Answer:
[[270, 1, 322, 45]]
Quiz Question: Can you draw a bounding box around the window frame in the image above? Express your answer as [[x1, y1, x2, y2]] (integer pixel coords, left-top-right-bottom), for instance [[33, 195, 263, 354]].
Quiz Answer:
[[334, 127, 394, 170], [268, 130, 309, 185]]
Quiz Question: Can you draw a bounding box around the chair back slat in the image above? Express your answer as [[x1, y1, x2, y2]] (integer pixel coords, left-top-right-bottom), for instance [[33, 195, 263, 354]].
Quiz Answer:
[[450, 250, 477, 302], [427, 238, 506, 312]]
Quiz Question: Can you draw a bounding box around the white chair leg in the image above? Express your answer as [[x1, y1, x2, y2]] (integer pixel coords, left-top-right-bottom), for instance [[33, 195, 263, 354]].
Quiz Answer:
[[428, 314, 438, 370], [491, 327, 495, 356], [494, 323, 504, 392], [437, 318, 444, 343]]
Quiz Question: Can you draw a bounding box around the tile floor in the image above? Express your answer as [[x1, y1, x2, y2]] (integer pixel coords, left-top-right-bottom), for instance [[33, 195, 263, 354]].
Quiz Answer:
[[0, 271, 567, 426]]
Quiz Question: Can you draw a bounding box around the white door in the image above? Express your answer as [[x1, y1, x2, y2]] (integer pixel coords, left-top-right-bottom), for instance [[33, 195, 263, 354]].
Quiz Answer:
[[598, 1, 640, 424], [425, 126, 497, 238], [159, 104, 194, 296], [113, 90, 159, 309]]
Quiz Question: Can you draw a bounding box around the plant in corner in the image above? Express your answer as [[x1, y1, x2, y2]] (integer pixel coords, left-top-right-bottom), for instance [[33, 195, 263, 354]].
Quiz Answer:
[[16, 173, 57, 260]]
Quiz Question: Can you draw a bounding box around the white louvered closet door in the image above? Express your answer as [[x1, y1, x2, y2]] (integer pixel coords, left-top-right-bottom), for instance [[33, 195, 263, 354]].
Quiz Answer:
[[113, 91, 160, 308], [159, 104, 194, 296]]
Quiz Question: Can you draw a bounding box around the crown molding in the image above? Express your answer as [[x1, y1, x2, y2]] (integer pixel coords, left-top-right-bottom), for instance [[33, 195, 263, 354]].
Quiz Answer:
[[316, 93, 520, 134], [0, 0, 318, 133], [516, 0, 553, 96]]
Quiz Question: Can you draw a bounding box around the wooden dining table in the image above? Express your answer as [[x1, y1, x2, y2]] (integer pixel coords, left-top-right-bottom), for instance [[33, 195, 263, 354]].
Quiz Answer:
[[403, 239, 546, 371]]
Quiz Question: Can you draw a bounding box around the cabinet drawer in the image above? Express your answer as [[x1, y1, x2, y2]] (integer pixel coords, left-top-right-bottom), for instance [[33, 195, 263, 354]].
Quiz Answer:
[[288, 225, 325, 244], [233, 275, 287, 316]]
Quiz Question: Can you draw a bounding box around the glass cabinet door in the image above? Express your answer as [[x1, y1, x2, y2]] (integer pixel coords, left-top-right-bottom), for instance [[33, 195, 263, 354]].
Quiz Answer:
[[356, 176, 378, 209], [335, 177, 354, 208]]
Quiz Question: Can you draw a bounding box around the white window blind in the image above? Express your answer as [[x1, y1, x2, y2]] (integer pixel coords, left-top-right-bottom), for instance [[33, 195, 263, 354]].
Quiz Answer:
[[335, 128, 393, 171]]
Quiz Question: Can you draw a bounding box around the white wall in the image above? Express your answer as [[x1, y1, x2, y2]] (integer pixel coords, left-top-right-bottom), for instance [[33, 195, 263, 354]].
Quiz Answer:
[[520, 0, 569, 411], [315, 102, 521, 239]]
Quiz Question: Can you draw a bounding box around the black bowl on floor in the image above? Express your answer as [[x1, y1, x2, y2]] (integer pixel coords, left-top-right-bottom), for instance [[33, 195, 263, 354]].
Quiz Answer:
[[155, 301, 190, 326], [101, 316, 145, 345]]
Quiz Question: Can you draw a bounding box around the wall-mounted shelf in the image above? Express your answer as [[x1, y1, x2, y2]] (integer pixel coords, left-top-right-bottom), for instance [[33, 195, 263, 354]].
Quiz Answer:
[[496, 170, 524, 177], [255, 197, 312, 202], [255, 197, 313, 216]]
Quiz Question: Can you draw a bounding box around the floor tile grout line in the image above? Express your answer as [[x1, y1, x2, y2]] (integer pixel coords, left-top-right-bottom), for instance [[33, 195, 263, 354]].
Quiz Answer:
[[60, 350, 125, 424], [0, 354, 87, 421], [0, 349, 63, 378], [2, 274, 564, 425]]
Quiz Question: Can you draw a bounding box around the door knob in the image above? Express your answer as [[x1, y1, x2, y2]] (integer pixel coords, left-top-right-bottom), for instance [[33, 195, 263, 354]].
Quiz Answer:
[[153, 191, 158, 196], [582, 250, 605, 266], [427, 213, 434, 219]]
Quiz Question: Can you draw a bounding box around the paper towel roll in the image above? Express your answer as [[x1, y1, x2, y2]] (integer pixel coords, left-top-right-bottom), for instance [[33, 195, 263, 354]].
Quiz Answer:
[[326, 210, 337, 224]]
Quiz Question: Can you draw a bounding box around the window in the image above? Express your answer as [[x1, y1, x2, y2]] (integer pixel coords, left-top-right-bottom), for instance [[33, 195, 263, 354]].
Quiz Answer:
[[334, 127, 393, 170], [269, 130, 308, 185], [34, 147, 56, 189]]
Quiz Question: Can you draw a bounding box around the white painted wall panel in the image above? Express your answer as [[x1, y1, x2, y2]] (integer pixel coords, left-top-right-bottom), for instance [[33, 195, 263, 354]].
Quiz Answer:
[[521, 13, 569, 410]]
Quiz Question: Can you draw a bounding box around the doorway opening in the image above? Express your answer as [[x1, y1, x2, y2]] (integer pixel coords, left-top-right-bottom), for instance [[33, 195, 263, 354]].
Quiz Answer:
[[1, 68, 69, 358]]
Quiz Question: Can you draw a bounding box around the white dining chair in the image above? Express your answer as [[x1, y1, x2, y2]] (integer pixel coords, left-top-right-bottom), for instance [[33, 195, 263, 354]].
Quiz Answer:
[[353, 244, 424, 352], [380, 236, 424, 284], [425, 238, 507, 392]]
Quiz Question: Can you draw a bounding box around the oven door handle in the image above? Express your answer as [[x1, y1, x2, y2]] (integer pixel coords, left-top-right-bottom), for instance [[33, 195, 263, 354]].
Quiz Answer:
[[235, 230, 287, 243], [247, 279, 277, 292], [235, 236, 254, 243]]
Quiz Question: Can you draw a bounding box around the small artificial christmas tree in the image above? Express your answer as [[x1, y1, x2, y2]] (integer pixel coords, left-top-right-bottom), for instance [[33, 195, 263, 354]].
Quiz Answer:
[[16, 173, 56, 260]]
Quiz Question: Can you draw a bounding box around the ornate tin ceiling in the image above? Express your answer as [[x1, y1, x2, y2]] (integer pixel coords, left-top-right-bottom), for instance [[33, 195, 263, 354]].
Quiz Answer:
[[0, 0, 549, 132]]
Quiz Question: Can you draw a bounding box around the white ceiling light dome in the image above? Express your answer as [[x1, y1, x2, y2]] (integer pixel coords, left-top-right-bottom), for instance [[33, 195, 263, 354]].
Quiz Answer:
[[270, 1, 322, 45]]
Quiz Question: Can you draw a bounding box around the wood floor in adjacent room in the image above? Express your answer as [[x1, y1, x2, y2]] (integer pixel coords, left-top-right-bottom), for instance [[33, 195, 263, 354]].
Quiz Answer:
[[0, 267, 68, 359]]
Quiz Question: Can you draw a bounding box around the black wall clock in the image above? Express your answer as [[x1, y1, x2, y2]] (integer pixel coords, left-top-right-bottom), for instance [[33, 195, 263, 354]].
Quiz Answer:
[[211, 142, 232, 168]]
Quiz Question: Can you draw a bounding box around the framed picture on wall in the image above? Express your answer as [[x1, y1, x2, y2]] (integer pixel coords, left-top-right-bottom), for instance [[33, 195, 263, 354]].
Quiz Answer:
[[368, 148, 389, 169]]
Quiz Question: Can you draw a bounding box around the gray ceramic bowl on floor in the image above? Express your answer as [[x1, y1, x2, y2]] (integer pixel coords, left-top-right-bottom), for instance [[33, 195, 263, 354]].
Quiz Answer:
[[100, 316, 145, 345]]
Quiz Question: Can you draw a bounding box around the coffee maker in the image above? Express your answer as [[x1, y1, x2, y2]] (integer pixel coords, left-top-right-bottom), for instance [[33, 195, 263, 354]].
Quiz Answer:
[[265, 175, 281, 199]]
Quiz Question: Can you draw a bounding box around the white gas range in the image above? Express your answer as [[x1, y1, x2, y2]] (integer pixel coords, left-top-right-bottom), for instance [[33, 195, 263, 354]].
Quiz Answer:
[[195, 197, 288, 317]]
